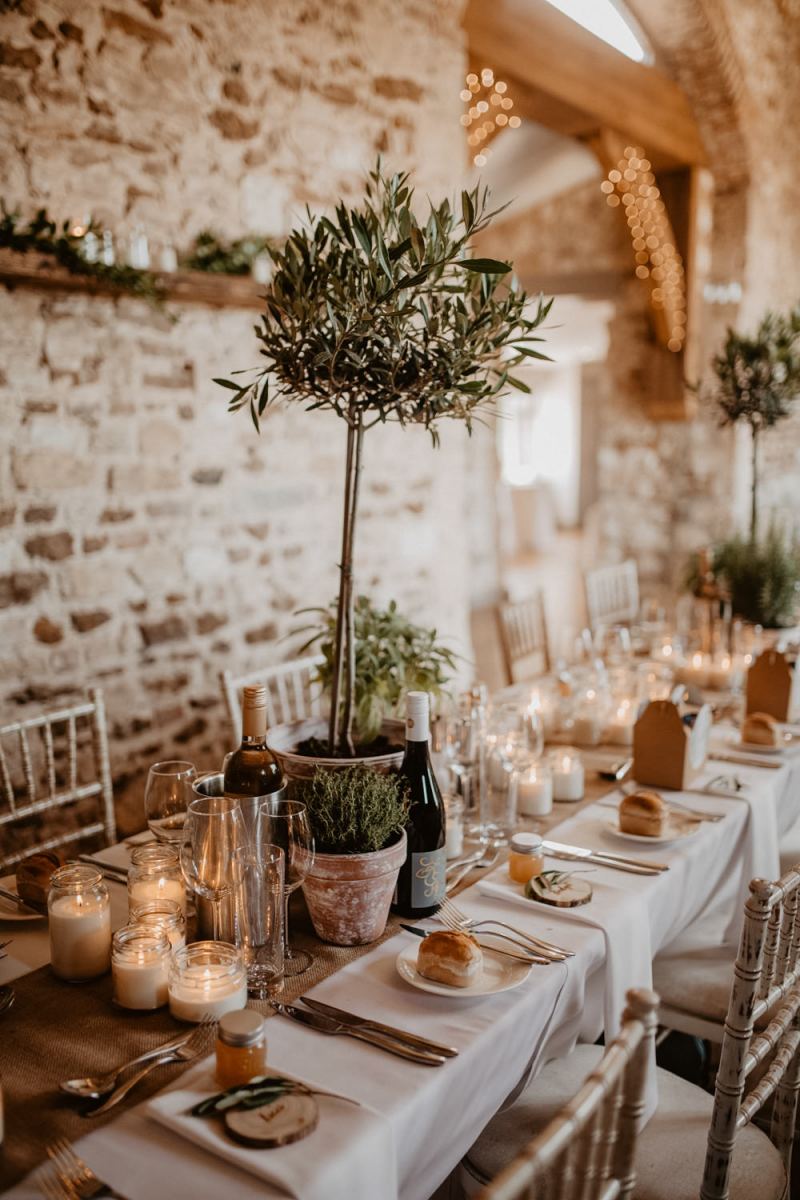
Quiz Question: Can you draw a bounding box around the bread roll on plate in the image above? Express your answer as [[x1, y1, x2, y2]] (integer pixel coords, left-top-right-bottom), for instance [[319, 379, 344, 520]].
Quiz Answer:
[[619, 789, 667, 838], [16, 849, 62, 907], [742, 712, 781, 747], [417, 930, 483, 988]]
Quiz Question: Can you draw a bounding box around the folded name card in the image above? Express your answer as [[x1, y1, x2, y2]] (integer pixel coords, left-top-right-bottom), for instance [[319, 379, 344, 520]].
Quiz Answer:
[[632, 700, 712, 790], [746, 649, 799, 722]]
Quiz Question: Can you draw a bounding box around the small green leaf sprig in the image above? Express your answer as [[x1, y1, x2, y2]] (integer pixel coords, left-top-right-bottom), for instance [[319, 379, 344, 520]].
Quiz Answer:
[[192, 1076, 306, 1117], [181, 230, 272, 276]]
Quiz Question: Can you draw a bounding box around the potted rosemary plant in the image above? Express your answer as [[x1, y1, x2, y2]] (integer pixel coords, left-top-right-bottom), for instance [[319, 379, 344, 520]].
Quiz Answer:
[[269, 595, 457, 778], [293, 765, 408, 945], [218, 160, 551, 758], [688, 306, 800, 626]]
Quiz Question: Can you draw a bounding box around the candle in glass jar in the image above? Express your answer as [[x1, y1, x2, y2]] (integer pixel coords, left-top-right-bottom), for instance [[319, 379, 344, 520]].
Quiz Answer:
[[112, 926, 171, 1010], [514, 763, 553, 816], [168, 942, 248, 1023], [444, 795, 464, 859], [50, 896, 111, 981], [128, 875, 185, 912], [550, 750, 584, 802], [607, 698, 635, 745]]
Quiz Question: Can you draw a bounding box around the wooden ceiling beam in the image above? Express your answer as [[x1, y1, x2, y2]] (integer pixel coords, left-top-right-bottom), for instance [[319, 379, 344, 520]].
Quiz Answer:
[[465, 0, 706, 169]]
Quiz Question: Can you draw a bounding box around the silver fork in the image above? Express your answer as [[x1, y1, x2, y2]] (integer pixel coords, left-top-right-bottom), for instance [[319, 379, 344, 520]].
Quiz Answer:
[[46, 1139, 129, 1198], [38, 1171, 70, 1199], [618, 784, 724, 823], [87, 1015, 215, 1117], [439, 896, 574, 960]]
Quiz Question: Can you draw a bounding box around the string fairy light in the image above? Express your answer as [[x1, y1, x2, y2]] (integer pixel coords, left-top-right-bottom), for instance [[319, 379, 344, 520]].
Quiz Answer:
[[601, 145, 687, 352], [460, 67, 521, 167]]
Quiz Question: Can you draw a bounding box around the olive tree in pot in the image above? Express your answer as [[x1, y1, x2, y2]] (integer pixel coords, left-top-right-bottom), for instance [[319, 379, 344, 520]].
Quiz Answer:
[[218, 160, 551, 759], [269, 595, 458, 780], [294, 765, 408, 945]]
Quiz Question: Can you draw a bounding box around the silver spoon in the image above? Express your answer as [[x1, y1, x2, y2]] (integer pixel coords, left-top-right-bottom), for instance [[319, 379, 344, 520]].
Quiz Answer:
[[0, 985, 15, 1015], [60, 1028, 198, 1099]]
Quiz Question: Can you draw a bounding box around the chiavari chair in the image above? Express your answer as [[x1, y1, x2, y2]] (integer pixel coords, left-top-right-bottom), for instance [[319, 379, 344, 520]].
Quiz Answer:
[[220, 654, 324, 741], [495, 592, 551, 686]]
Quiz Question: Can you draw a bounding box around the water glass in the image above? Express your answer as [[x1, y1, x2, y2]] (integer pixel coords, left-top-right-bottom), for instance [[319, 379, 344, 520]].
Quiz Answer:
[[233, 843, 284, 998], [145, 760, 197, 842], [258, 798, 315, 976], [180, 794, 246, 941]]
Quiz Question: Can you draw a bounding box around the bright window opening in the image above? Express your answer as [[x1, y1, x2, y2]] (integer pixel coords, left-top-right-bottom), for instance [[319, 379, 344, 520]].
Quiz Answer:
[[541, 0, 652, 63]]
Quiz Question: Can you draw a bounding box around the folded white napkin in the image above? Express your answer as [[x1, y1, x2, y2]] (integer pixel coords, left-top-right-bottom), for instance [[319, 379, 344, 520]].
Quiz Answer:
[[147, 1058, 397, 1200], [478, 866, 653, 1042]]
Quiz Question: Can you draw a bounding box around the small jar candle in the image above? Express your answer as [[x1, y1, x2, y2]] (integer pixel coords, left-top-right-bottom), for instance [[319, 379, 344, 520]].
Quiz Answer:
[[550, 749, 585, 802], [48, 865, 111, 981], [444, 794, 464, 859], [130, 899, 186, 950], [508, 833, 545, 884], [128, 844, 186, 916], [513, 762, 553, 817], [168, 941, 248, 1023], [606, 698, 636, 746], [216, 1009, 268, 1087], [112, 925, 171, 1010]]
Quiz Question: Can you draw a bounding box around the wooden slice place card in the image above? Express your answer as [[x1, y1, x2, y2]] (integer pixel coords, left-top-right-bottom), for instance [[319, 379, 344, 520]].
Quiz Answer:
[[225, 1092, 319, 1148], [632, 700, 712, 790], [746, 649, 799, 722]]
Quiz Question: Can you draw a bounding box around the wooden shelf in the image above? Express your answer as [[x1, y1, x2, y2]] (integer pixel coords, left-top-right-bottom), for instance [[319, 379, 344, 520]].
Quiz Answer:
[[0, 249, 265, 310]]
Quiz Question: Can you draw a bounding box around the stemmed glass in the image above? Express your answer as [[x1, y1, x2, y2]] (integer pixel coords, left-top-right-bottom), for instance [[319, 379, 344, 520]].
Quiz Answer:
[[145, 761, 197, 843], [258, 798, 315, 976], [180, 794, 245, 940]]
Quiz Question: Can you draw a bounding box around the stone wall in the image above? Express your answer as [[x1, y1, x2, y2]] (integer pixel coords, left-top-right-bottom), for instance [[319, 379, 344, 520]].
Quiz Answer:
[[0, 0, 470, 831]]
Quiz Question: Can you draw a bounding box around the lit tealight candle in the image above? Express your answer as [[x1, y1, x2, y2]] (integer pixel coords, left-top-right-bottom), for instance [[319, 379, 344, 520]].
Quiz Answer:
[[168, 942, 248, 1023], [550, 749, 585, 802], [514, 762, 553, 817]]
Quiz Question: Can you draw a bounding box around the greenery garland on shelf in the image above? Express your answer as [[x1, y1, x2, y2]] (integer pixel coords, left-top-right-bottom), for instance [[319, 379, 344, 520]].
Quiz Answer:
[[180, 230, 272, 275], [0, 205, 166, 306]]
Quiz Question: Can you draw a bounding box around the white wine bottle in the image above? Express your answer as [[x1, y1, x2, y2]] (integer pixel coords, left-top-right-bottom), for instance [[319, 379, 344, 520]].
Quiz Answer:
[[223, 685, 284, 804], [392, 691, 447, 917]]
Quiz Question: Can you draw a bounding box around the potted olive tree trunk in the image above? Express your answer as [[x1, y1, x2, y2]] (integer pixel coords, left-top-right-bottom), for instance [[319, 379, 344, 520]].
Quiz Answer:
[[218, 160, 551, 759], [294, 766, 408, 945]]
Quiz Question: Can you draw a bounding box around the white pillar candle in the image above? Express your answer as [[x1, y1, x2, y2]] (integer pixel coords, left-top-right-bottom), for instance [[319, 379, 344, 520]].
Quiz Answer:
[[49, 896, 111, 981], [551, 751, 585, 802], [515, 765, 553, 817]]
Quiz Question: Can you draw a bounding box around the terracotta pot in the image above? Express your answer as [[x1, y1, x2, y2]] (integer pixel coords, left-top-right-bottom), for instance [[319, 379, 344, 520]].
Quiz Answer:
[[302, 830, 407, 946], [267, 717, 404, 781]]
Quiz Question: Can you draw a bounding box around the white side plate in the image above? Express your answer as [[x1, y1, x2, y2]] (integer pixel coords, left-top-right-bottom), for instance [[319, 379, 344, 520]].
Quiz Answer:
[[395, 942, 531, 997]]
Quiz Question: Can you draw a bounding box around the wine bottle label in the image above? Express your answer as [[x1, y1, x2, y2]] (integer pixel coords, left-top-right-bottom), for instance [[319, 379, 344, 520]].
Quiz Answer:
[[409, 847, 446, 908], [406, 691, 430, 742]]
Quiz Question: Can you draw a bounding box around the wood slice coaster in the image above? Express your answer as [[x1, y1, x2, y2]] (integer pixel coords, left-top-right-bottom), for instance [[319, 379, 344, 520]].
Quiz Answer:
[[527, 874, 593, 907], [225, 1093, 319, 1148]]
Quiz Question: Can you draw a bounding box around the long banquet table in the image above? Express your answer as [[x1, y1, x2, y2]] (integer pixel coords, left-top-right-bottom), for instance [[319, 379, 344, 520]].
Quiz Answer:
[[3, 735, 800, 1200]]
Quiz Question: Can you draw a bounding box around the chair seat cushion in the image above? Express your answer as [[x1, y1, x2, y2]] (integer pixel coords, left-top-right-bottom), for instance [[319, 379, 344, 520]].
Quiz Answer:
[[652, 943, 735, 1024], [466, 1046, 786, 1200]]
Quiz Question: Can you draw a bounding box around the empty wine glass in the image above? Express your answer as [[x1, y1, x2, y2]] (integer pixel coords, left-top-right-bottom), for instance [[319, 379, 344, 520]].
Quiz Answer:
[[180, 794, 245, 940], [595, 624, 633, 667], [145, 761, 197, 843], [258, 798, 315, 976]]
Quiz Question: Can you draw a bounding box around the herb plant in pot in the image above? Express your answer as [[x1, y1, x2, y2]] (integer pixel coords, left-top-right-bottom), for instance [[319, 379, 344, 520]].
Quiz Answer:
[[218, 160, 551, 761], [295, 765, 408, 945], [268, 595, 458, 780]]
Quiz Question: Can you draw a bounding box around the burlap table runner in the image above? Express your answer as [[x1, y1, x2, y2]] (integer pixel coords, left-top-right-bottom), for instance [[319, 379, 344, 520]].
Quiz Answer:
[[0, 894, 404, 1192]]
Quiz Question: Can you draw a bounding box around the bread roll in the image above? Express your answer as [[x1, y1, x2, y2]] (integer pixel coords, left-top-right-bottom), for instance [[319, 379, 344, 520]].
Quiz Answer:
[[16, 849, 62, 907], [619, 789, 667, 837], [417, 929, 483, 988], [742, 712, 781, 747]]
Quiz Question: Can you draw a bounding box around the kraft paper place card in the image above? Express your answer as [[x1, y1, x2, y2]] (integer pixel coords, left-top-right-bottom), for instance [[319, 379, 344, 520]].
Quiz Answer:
[[632, 700, 712, 790], [746, 649, 799, 722]]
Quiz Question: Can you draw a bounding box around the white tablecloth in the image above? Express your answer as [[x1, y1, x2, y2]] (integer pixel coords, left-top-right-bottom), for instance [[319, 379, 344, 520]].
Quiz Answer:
[[4, 748, 800, 1200]]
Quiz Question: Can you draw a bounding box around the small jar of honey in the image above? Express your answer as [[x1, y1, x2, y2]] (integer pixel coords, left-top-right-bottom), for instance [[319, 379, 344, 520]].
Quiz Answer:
[[508, 832, 545, 884], [215, 1009, 268, 1087]]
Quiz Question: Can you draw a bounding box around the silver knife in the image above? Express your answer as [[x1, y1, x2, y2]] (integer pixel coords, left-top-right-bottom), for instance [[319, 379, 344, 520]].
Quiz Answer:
[[271, 1002, 447, 1066], [77, 855, 129, 881], [542, 840, 667, 875], [0, 884, 43, 915], [710, 752, 783, 770], [299, 997, 459, 1057]]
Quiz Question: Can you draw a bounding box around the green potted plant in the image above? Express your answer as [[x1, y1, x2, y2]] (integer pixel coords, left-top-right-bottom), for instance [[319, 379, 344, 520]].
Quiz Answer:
[[218, 160, 551, 757], [689, 305, 800, 627], [294, 765, 409, 945], [268, 595, 457, 778]]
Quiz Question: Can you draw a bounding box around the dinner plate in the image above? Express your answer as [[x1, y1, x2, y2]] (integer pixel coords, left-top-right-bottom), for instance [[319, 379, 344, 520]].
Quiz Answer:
[[395, 942, 531, 997], [603, 811, 699, 846], [0, 890, 45, 922], [736, 739, 787, 756]]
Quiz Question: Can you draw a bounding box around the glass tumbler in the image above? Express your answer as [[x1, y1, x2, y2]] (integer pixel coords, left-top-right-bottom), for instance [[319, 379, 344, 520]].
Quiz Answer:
[[232, 843, 284, 998]]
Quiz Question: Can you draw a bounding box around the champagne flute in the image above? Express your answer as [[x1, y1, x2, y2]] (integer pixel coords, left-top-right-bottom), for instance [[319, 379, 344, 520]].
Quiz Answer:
[[180, 794, 245, 941], [258, 798, 315, 976], [145, 760, 197, 843]]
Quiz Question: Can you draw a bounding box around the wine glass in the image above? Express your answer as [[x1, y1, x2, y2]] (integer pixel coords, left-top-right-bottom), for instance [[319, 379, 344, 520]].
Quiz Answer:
[[180, 794, 245, 940], [145, 760, 197, 843], [258, 798, 315, 976], [595, 624, 633, 667]]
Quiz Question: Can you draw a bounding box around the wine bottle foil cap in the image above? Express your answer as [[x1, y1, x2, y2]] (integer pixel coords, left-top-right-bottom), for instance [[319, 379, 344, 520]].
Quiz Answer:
[[243, 685, 267, 710]]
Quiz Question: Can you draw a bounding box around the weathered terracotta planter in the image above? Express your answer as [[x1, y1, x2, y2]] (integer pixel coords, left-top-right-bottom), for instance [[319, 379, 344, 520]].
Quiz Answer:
[[267, 717, 404, 781], [302, 830, 406, 946]]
